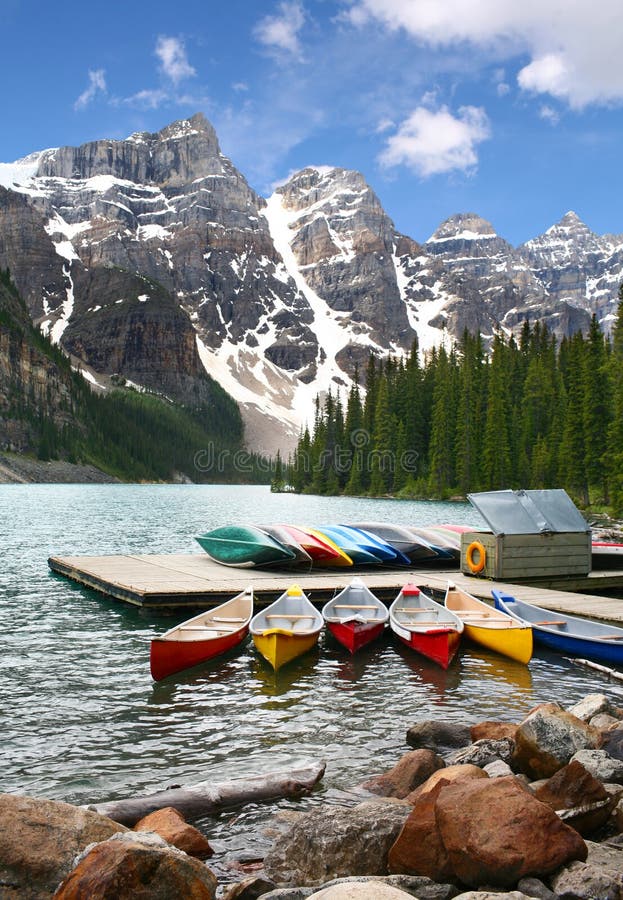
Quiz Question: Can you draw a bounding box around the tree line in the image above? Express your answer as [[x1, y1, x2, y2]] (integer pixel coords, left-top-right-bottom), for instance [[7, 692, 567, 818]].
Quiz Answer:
[[278, 287, 623, 513]]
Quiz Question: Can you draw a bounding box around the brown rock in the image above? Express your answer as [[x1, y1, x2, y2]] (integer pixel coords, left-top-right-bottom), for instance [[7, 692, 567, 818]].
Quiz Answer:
[[134, 807, 213, 859], [53, 831, 217, 899], [434, 775, 588, 888], [221, 876, 276, 900], [388, 781, 455, 882], [513, 705, 602, 779], [470, 722, 518, 742], [361, 750, 445, 799], [0, 793, 127, 900], [534, 760, 615, 835], [405, 764, 488, 803]]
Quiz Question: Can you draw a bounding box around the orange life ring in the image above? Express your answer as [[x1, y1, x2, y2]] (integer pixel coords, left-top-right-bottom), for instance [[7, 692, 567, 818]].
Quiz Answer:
[[466, 540, 486, 574]]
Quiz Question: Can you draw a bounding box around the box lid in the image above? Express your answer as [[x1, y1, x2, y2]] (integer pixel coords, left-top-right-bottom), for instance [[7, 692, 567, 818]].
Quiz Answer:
[[466, 489, 589, 536]]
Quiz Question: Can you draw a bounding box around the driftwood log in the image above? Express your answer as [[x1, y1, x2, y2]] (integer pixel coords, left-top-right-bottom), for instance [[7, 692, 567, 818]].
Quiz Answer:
[[567, 656, 623, 683], [85, 761, 326, 826]]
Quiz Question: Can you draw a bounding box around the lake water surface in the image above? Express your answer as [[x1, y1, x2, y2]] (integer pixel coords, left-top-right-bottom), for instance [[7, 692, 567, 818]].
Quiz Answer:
[[2, 484, 622, 872]]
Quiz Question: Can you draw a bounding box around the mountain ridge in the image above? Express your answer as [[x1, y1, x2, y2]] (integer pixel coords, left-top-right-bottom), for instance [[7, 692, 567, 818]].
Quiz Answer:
[[0, 113, 621, 455]]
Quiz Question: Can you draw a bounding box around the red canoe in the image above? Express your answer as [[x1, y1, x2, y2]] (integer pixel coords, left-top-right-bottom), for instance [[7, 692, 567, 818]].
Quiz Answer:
[[389, 584, 463, 669], [150, 587, 253, 681], [322, 577, 388, 653], [280, 524, 351, 565]]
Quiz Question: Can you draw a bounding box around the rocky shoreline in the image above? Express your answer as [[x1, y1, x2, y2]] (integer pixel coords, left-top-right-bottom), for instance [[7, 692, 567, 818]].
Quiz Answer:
[[0, 452, 119, 484], [2, 692, 623, 900]]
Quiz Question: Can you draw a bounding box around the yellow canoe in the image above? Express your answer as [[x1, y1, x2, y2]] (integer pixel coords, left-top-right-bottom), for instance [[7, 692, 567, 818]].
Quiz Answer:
[[444, 581, 533, 664], [303, 528, 353, 567], [250, 584, 324, 671]]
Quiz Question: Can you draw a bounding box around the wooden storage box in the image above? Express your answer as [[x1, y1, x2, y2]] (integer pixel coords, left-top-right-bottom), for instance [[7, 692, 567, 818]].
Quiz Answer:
[[460, 530, 591, 580]]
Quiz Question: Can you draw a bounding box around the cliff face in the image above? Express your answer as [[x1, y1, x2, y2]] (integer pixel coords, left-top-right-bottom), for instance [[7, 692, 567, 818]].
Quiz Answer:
[[0, 277, 75, 453], [0, 113, 622, 454]]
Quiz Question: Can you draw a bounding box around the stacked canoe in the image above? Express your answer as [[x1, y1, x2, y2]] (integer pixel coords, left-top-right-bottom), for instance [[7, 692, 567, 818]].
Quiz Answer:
[[195, 522, 468, 569]]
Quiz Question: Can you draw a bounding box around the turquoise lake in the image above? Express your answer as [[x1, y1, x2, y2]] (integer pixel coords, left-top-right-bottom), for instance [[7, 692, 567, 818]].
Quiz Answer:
[[2, 484, 622, 873]]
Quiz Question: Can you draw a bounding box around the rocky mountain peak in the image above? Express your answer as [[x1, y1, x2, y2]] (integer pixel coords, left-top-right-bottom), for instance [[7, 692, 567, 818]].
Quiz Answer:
[[35, 113, 223, 187], [276, 166, 372, 216], [427, 212, 498, 244]]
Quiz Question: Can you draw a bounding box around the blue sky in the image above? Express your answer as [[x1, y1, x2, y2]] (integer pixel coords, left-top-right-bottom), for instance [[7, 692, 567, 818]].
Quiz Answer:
[[1, 0, 621, 246]]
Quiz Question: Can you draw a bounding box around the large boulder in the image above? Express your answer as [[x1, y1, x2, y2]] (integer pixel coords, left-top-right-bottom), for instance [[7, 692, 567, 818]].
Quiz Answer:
[[361, 750, 445, 798], [435, 776, 587, 888], [134, 807, 213, 858], [52, 831, 217, 899], [405, 765, 488, 804], [406, 722, 471, 754], [263, 800, 411, 886], [0, 793, 128, 899], [513, 704, 602, 779], [388, 782, 454, 882], [534, 760, 617, 835]]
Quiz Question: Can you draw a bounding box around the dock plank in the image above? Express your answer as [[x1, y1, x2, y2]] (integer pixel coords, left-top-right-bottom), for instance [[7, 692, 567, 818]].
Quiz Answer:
[[48, 554, 623, 622]]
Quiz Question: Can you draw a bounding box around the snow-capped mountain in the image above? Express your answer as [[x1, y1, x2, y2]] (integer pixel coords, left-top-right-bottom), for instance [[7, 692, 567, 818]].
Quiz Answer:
[[0, 113, 621, 454]]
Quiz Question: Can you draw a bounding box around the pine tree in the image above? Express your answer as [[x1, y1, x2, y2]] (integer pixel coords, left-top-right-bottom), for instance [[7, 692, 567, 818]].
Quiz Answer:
[[427, 347, 458, 496], [482, 334, 512, 489], [583, 314, 611, 502]]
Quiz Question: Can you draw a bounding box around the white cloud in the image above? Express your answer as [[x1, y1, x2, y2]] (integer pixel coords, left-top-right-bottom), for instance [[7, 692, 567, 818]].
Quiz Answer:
[[254, 1, 306, 59], [378, 103, 491, 177], [155, 36, 196, 84], [346, 0, 623, 109], [539, 104, 560, 125], [74, 69, 106, 110], [118, 89, 169, 110]]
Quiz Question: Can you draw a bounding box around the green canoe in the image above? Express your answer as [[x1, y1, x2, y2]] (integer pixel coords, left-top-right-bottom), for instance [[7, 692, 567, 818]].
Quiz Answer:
[[195, 525, 296, 567]]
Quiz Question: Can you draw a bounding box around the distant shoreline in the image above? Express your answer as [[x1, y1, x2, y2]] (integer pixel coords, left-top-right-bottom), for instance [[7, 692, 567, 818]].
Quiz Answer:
[[0, 452, 120, 484]]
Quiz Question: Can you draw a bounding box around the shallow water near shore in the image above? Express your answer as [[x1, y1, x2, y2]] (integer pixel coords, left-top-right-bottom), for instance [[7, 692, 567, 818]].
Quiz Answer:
[[2, 484, 622, 876]]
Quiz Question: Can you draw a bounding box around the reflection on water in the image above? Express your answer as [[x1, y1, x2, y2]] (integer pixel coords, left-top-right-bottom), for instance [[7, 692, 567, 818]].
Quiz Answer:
[[251, 646, 321, 699], [1, 485, 623, 871]]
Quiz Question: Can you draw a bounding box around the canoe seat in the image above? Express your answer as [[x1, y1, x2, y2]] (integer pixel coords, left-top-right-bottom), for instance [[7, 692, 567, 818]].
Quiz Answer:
[[334, 604, 378, 609], [394, 607, 438, 614], [266, 614, 314, 619], [179, 626, 231, 634], [597, 634, 623, 640], [211, 616, 246, 623], [534, 620, 566, 626]]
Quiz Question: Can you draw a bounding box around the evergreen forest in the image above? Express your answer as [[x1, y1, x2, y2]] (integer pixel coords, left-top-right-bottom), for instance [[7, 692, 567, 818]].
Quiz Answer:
[[280, 287, 623, 514]]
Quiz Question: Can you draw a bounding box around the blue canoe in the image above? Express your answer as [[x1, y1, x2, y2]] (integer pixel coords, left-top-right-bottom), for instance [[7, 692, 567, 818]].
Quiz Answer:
[[317, 525, 385, 565], [492, 590, 623, 667], [338, 524, 412, 565]]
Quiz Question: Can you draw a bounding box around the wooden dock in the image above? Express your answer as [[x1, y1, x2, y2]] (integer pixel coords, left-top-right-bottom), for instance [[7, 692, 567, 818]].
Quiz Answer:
[[48, 553, 623, 623]]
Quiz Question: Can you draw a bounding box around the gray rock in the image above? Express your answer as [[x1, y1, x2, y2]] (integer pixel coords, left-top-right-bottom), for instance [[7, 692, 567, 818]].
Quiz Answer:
[[571, 749, 623, 784], [516, 876, 558, 899], [261, 876, 457, 900], [449, 738, 515, 768], [483, 760, 514, 778], [549, 859, 623, 900], [569, 693, 614, 722], [590, 713, 622, 731], [513, 705, 602, 779], [263, 800, 411, 886], [406, 722, 472, 754], [451, 893, 535, 900]]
